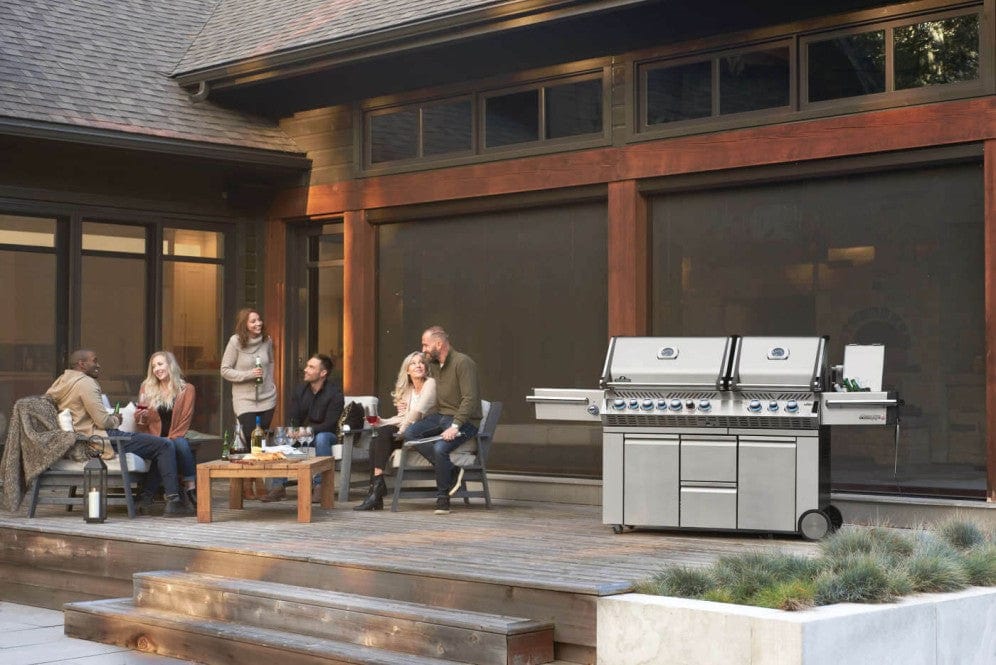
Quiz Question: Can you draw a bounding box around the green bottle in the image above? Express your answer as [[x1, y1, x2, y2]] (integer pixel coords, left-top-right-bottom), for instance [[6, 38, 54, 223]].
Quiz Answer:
[[221, 429, 231, 460]]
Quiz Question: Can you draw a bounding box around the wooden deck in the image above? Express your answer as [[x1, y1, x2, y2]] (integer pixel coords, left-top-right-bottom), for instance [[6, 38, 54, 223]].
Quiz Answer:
[[0, 491, 818, 663]]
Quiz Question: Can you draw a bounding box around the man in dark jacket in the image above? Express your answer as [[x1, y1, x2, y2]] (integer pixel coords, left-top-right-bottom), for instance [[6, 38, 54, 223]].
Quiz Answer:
[[261, 354, 344, 501]]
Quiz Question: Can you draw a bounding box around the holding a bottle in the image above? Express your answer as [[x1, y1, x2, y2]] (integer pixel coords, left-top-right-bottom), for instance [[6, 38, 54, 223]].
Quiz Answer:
[[220, 307, 275, 499]]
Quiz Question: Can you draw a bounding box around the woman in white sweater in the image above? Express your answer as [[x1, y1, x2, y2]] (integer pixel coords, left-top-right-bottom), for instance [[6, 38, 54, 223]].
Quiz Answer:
[[354, 351, 437, 511], [220, 307, 276, 499]]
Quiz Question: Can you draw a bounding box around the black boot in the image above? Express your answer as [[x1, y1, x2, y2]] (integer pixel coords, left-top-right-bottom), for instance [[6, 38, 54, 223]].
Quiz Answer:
[[354, 475, 387, 511]]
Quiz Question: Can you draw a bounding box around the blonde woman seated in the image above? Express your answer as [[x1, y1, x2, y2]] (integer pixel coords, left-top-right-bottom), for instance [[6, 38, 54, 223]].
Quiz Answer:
[[354, 352, 437, 511], [135, 351, 197, 510]]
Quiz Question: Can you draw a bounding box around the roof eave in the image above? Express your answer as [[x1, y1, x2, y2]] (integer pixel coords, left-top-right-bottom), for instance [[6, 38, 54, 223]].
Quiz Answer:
[[173, 0, 651, 91], [0, 117, 311, 170]]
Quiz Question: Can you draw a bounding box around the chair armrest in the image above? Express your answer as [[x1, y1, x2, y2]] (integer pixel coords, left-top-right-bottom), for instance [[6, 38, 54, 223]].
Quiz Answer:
[[402, 436, 443, 449]]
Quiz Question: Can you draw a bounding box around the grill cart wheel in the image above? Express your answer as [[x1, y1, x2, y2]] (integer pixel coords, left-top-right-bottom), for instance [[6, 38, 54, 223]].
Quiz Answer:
[[798, 509, 831, 541], [824, 504, 843, 531], [612, 524, 624, 534]]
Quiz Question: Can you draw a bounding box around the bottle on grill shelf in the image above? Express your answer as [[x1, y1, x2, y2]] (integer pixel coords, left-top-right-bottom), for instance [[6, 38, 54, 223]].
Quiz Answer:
[[251, 415, 265, 455]]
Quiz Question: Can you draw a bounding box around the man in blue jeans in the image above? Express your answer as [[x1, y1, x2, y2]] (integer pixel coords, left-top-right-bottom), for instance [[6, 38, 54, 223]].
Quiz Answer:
[[404, 326, 481, 515], [46, 349, 193, 517], [260, 353, 343, 502]]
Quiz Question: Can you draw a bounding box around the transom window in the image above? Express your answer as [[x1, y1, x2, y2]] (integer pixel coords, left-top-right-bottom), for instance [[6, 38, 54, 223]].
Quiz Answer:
[[640, 4, 981, 131], [365, 73, 604, 167]]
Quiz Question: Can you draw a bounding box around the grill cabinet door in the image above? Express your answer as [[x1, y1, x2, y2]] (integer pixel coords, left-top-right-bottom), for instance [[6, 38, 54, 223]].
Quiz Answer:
[[623, 437, 679, 527], [738, 437, 796, 531]]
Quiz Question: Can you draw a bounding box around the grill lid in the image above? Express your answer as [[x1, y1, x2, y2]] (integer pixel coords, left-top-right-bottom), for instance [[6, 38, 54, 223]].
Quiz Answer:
[[600, 336, 734, 390], [731, 336, 828, 392]]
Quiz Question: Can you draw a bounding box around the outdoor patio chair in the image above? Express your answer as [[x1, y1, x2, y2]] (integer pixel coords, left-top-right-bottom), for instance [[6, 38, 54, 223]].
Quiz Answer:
[[29, 436, 150, 518], [389, 400, 501, 512], [336, 395, 379, 503]]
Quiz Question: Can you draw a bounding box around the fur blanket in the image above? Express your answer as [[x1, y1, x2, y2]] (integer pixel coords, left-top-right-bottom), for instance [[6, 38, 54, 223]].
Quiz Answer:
[[0, 395, 81, 512]]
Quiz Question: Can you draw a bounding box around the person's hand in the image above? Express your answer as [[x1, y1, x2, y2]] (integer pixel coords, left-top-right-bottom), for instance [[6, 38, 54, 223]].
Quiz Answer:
[[441, 424, 459, 441], [251, 367, 264, 379]]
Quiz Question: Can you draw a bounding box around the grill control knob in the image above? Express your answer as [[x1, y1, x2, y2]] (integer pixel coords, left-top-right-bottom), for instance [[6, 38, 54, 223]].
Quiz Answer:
[[641, 399, 654, 411], [685, 400, 696, 410], [669, 399, 683, 411], [628, 399, 640, 410], [768, 401, 779, 412], [612, 399, 626, 411], [656, 400, 668, 411], [785, 400, 799, 413], [698, 399, 712, 411], [747, 399, 763, 413]]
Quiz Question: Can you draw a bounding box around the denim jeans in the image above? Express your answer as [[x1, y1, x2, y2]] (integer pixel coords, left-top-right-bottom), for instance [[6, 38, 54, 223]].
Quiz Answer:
[[107, 429, 180, 498], [404, 414, 478, 497], [139, 436, 196, 499]]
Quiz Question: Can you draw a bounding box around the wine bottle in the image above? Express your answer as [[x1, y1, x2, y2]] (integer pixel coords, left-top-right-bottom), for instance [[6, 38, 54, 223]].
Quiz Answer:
[[254, 355, 263, 400], [221, 429, 231, 460], [251, 415, 264, 455]]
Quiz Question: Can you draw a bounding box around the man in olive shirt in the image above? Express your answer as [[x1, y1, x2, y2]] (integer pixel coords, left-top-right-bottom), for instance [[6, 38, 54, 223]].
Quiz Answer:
[[404, 326, 481, 514]]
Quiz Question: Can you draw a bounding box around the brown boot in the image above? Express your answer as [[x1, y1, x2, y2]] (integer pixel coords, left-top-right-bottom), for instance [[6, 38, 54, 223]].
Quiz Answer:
[[242, 479, 260, 500]]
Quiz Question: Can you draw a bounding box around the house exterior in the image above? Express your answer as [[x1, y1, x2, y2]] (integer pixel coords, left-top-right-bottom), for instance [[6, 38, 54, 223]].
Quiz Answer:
[[2, 0, 993, 502]]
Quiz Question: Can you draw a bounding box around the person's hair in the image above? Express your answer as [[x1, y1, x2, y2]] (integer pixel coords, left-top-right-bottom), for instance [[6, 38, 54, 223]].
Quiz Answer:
[[140, 351, 187, 409], [68, 348, 94, 369], [424, 325, 448, 342], [311, 353, 334, 376], [391, 351, 427, 407], [234, 307, 269, 347]]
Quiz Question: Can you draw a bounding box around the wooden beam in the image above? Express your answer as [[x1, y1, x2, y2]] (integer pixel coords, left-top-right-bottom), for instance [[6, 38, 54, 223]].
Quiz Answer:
[[263, 217, 287, 425], [607, 180, 648, 337], [343, 209, 376, 394], [268, 97, 996, 219], [986, 140, 996, 502]]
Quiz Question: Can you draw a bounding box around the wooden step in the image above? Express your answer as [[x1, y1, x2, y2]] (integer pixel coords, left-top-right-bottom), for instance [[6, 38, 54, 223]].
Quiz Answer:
[[65, 598, 465, 665], [133, 570, 555, 665]]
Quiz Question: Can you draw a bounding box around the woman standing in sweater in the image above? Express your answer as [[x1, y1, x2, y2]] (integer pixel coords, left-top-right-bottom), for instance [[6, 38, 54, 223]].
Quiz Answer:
[[135, 350, 197, 507], [220, 307, 276, 499]]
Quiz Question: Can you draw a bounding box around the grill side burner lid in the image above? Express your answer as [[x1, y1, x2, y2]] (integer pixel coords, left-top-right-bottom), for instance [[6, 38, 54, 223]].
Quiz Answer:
[[600, 336, 735, 391], [731, 336, 828, 392]]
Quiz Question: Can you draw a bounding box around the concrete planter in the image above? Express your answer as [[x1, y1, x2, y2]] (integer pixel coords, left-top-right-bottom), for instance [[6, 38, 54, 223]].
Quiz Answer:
[[597, 587, 996, 665]]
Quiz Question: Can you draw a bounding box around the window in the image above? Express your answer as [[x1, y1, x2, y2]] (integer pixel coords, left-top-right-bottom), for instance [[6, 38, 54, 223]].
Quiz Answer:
[[366, 72, 605, 166], [643, 45, 791, 127], [808, 31, 886, 102], [638, 5, 983, 135], [895, 14, 979, 89]]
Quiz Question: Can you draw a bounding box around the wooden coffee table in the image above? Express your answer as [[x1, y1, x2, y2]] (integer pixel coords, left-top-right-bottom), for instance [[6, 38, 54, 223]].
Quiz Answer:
[[195, 457, 334, 523]]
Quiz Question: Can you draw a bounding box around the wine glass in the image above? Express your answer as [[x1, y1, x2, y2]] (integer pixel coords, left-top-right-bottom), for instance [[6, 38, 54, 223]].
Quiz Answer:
[[273, 426, 288, 448], [365, 403, 379, 426], [300, 427, 314, 448]]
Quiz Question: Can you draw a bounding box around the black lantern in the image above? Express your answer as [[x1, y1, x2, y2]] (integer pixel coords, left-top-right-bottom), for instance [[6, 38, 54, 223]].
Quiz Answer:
[[83, 455, 108, 523]]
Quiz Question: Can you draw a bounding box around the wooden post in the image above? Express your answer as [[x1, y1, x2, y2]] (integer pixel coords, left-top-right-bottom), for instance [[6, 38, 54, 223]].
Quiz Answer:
[[985, 140, 996, 502], [343, 209, 376, 395], [264, 217, 287, 425], [607, 180, 649, 338]]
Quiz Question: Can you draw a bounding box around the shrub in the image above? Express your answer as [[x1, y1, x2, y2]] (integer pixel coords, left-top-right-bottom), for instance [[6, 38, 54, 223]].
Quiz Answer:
[[712, 552, 818, 603], [962, 543, 996, 586], [750, 579, 816, 611], [637, 566, 714, 598], [903, 537, 969, 593], [936, 518, 988, 551], [813, 554, 895, 605]]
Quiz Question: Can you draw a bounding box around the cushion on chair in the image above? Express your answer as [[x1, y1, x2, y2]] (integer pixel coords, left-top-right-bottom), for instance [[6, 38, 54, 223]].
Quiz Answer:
[[48, 452, 151, 474]]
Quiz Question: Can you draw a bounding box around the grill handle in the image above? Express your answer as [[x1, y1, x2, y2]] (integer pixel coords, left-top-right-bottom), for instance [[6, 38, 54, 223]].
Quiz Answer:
[[526, 395, 590, 405], [824, 398, 898, 407]]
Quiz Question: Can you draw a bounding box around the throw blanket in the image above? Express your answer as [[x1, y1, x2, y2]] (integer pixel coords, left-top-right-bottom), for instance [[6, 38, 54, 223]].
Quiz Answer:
[[0, 395, 81, 512]]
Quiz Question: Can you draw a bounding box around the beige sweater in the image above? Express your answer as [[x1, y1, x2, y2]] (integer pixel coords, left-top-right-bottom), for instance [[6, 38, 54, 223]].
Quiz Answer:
[[220, 335, 276, 416], [45, 370, 120, 437]]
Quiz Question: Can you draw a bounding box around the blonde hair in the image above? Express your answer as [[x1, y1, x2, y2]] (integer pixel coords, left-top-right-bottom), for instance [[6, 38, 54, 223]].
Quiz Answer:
[[391, 351, 427, 410], [140, 351, 187, 409]]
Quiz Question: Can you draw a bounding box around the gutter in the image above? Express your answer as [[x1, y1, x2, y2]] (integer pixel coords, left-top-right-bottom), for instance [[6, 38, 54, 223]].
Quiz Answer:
[[0, 117, 311, 171], [173, 0, 654, 92]]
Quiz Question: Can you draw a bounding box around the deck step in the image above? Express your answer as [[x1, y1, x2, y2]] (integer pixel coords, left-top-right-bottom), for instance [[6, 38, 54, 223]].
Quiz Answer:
[[66, 570, 556, 665], [65, 598, 467, 665]]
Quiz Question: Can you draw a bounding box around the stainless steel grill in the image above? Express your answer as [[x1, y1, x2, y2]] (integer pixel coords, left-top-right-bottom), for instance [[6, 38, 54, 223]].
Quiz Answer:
[[529, 335, 898, 540]]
